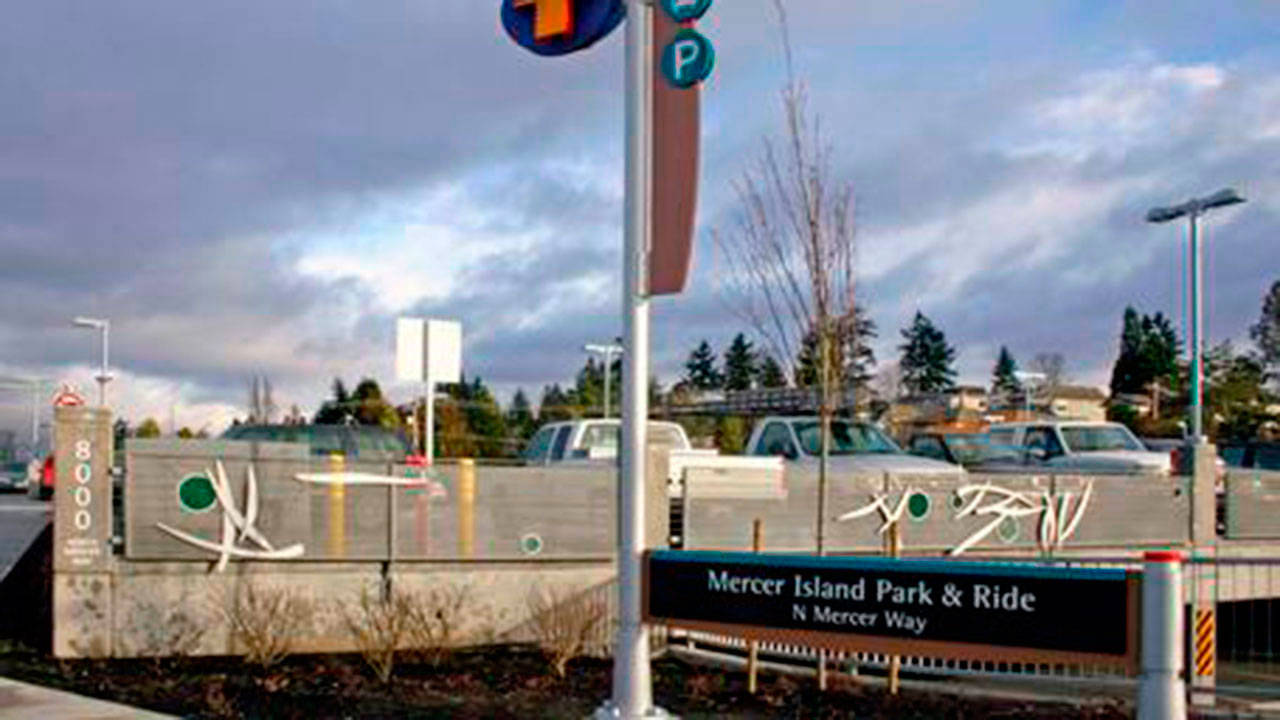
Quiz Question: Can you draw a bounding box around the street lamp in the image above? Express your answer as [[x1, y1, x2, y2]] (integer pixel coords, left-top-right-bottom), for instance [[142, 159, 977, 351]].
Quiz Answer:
[[584, 341, 624, 418], [1146, 188, 1246, 442], [72, 316, 112, 407], [1013, 371, 1047, 418]]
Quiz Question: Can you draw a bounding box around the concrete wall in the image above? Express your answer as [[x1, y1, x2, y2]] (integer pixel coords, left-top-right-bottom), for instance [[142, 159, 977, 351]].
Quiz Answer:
[[52, 434, 671, 659], [99, 560, 615, 659], [125, 439, 617, 562], [1224, 470, 1280, 539], [682, 469, 1191, 554]]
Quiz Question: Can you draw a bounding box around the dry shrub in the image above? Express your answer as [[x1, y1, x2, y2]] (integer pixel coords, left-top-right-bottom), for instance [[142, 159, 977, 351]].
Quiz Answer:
[[525, 584, 608, 678], [218, 581, 311, 670], [343, 583, 413, 683], [403, 583, 470, 667]]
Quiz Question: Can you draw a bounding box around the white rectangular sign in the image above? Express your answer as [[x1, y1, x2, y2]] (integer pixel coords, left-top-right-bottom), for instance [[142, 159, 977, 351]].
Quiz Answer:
[[396, 317, 462, 384]]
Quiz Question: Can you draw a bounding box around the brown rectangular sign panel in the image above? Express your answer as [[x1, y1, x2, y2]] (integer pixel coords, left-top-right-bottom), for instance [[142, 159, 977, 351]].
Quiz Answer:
[[648, 11, 699, 296]]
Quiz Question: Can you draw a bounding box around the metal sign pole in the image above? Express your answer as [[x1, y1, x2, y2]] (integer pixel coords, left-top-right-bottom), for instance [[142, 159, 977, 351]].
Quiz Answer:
[[605, 0, 656, 717]]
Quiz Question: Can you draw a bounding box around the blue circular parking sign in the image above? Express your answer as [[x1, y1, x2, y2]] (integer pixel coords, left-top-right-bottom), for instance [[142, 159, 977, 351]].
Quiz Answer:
[[660, 0, 713, 23], [501, 0, 626, 57], [661, 28, 715, 88]]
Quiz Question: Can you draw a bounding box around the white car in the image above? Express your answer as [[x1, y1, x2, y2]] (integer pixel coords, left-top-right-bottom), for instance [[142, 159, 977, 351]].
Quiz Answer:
[[745, 416, 965, 476], [521, 419, 693, 466], [986, 421, 1171, 475]]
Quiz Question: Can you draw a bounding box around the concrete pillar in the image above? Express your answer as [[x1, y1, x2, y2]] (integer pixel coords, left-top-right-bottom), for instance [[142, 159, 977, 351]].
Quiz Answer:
[[51, 406, 114, 658], [1187, 440, 1218, 706]]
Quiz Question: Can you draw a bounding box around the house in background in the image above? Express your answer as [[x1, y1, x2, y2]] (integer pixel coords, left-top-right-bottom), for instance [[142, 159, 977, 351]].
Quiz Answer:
[[1049, 385, 1108, 422]]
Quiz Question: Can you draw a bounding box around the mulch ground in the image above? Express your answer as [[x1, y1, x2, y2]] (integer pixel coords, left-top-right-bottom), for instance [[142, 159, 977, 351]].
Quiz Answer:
[[0, 643, 1131, 719]]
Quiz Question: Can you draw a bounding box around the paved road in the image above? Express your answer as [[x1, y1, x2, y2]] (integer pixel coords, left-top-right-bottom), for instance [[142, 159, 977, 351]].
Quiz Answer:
[[0, 493, 48, 583], [0, 677, 175, 719]]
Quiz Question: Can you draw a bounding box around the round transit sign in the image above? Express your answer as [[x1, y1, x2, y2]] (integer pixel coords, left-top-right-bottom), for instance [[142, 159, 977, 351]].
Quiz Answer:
[[661, 28, 715, 88], [501, 0, 626, 57], [660, 0, 713, 23]]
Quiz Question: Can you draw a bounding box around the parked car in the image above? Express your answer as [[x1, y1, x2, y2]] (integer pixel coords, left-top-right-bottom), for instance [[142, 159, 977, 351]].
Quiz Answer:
[[1219, 441, 1280, 471], [906, 432, 1024, 473], [0, 461, 30, 493], [985, 421, 1171, 475], [745, 416, 965, 475], [220, 424, 411, 462], [27, 454, 54, 500], [1141, 437, 1226, 478], [521, 419, 692, 465]]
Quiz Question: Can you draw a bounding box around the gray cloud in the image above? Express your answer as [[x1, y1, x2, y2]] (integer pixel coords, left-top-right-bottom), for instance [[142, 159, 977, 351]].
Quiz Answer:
[[2, 1, 1279, 433]]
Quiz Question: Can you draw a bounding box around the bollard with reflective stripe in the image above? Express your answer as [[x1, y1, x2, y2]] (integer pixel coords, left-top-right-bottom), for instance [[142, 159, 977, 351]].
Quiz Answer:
[[1138, 551, 1186, 720]]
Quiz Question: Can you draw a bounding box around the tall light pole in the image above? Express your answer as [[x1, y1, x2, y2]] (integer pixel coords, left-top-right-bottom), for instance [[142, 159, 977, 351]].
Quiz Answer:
[[72, 316, 112, 407], [1014, 371, 1047, 418], [1146, 188, 1246, 442], [584, 341, 624, 418]]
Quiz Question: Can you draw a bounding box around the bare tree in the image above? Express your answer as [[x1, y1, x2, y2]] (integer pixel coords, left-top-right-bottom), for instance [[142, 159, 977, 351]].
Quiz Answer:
[[1030, 353, 1067, 399], [712, 0, 860, 556]]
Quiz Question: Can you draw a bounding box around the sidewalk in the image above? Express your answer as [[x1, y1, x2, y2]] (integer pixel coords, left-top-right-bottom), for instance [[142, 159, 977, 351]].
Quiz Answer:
[[0, 677, 176, 719]]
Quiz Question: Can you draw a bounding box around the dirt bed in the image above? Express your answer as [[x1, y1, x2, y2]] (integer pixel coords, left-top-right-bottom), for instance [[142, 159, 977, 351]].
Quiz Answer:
[[0, 644, 1131, 719]]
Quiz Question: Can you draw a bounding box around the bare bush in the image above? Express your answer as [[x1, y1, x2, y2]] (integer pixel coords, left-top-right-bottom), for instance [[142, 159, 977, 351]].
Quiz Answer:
[[525, 584, 608, 678], [343, 584, 414, 683], [403, 583, 470, 667], [217, 581, 311, 670]]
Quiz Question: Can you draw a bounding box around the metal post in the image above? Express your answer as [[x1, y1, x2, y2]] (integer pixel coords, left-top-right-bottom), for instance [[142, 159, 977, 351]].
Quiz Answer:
[[1138, 551, 1186, 720], [604, 349, 614, 419], [598, 1, 657, 718], [98, 323, 109, 407], [1188, 212, 1202, 442], [423, 383, 434, 465], [31, 384, 40, 446]]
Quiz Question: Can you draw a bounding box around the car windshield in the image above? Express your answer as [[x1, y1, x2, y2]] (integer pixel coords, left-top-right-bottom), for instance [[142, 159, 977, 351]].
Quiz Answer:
[[1060, 425, 1143, 452], [792, 420, 900, 456], [944, 434, 1019, 464]]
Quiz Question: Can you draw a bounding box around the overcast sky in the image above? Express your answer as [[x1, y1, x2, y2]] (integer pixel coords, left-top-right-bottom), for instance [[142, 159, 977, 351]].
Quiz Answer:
[[2, 0, 1277, 439]]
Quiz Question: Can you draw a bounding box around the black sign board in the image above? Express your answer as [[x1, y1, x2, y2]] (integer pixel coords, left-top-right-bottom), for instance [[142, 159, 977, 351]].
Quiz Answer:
[[646, 551, 1138, 669]]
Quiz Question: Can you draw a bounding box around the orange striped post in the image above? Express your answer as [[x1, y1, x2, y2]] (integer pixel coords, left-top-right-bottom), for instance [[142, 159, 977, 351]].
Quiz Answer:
[[1194, 608, 1216, 681]]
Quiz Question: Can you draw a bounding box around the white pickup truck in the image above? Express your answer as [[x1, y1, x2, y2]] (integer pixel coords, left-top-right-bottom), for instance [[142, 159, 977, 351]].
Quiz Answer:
[[745, 415, 965, 475], [521, 419, 697, 465]]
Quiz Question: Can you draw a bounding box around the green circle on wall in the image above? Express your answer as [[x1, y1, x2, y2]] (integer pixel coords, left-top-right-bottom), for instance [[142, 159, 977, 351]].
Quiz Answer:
[[906, 492, 931, 522], [177, 474, 217, 514], [997, 517, 1021, 544], [520, 533, 544, 556]]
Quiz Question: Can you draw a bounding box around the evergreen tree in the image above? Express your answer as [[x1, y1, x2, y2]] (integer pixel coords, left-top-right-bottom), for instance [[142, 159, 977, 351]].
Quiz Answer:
[[314, 377, 352, 424], [758, 355, 788, 388], [683, 340, 723, 390], [1109, 307, 1181, 396], [1204, 341, 1274, 441], [575, 357, 604, 415], [351, 378, 401, 428], [538, 383, 574, 423], [458, 376, 507, 457], [794, 307, 877, 388], [898, 311, 957, 394], [507, 388, 537, 441], [722, 333, 758, 391], [991, 346, 1021, 397], [1251, 280, 1280, 380]]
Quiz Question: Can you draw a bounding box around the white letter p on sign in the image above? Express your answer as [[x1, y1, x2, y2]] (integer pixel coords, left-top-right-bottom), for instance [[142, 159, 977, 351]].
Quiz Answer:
[[673, 39, 701, 82]]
